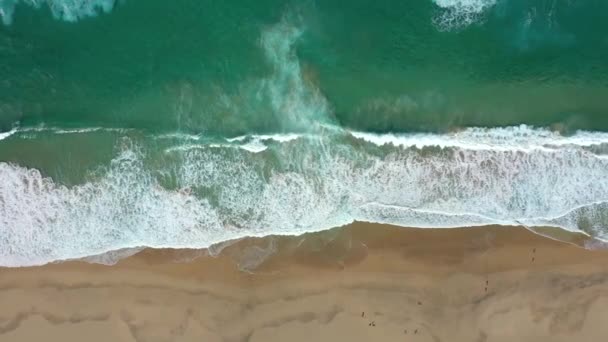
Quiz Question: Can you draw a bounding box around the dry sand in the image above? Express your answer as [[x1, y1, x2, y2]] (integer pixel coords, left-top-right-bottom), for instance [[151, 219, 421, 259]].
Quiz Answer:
[[1, 223, 608, 342]]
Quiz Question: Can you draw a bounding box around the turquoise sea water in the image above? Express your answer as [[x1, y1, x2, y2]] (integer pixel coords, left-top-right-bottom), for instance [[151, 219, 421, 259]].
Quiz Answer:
[[1, 0, 608, 266]]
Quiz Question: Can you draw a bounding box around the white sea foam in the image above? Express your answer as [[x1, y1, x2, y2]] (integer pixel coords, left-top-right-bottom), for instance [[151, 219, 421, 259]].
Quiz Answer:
[[0, 125, 131, 143], [0, 148, 234, 266], [227, 133, 301, 143], [0, 127, 17, 141], [19, 125, 129, 134], [163, 133, 303, 154], [223, 133, 303, 153], [432, 0, 497, 30], [54, 127, 103, 134], [238, 140, 268, 153], [0, 0, 116, 25], [350, 125, 608, 151], [0, 125, 203, 141], [1, 127, 608, 267]]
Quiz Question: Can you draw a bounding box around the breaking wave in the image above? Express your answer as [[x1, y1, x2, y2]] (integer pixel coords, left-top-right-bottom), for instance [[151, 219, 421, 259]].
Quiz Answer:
[[1, 125, 608, 267], [432, 0, 498, 30]]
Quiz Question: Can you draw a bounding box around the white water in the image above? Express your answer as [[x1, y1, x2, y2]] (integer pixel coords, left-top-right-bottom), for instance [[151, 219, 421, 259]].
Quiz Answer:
[[224, 133, 303, 153], [0, 127, 17, 141], [351, 125, 608, 151], [1, 126, 608, 267], [0, 0, 116, 25], [432, 0, 498, 30]]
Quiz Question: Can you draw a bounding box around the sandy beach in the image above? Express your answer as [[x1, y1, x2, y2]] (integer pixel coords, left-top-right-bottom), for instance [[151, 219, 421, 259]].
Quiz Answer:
[[1, 223, 608, 342]]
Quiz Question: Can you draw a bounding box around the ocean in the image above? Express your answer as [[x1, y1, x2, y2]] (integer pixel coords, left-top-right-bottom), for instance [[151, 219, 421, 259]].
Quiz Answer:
[[1, 0, 607, 266]]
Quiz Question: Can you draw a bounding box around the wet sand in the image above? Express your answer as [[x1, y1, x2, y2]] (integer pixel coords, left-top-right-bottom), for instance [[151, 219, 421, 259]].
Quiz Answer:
[[1, 223, 608, 341]]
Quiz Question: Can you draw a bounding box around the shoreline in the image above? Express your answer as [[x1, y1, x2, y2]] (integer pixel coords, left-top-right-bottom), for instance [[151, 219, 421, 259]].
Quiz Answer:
[[1, 223, 608, 341], [3, 124, 608, 268], [1, 222, 599, 268]]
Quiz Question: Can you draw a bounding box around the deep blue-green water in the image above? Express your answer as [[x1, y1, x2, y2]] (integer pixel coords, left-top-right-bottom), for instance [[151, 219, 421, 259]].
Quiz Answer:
[[1, 0, 608, 266]]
